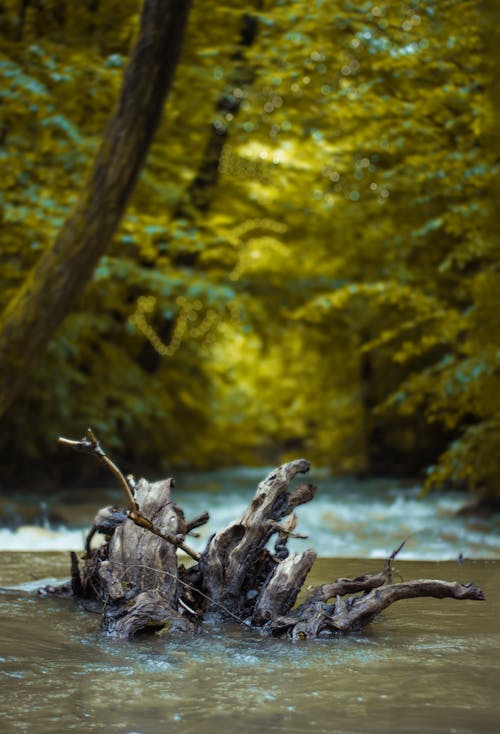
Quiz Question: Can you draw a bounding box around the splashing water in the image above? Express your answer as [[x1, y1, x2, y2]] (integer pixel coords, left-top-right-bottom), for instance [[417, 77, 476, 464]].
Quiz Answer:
[[1, 469, 499, 559]]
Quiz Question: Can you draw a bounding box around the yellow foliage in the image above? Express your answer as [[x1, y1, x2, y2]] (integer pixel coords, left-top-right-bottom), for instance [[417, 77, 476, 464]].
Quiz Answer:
[[0, 0, 497, 499]]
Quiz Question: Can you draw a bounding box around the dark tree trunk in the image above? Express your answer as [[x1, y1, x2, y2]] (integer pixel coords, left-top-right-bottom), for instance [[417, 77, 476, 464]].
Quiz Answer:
[[0, 0, 192, 418], [173, 6, 261, 225], [136, 3, 262, 373]]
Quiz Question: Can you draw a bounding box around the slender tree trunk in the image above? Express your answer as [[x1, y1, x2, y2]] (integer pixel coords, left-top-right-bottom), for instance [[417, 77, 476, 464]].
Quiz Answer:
[[0, 0, 192, 418], [136, 4, 262, 373], [172, 8, 261, 226]]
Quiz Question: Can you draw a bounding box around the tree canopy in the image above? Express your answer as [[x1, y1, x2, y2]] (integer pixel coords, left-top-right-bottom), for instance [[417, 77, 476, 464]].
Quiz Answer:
[[0, 0, 497, 502]]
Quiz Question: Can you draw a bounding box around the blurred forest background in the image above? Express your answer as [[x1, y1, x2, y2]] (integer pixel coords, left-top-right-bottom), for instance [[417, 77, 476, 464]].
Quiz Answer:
[[0, 0, 498, 504]]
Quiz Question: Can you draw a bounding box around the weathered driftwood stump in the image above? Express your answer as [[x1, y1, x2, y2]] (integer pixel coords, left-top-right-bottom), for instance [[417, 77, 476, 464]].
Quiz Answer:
[[44, 432, 485, 639]]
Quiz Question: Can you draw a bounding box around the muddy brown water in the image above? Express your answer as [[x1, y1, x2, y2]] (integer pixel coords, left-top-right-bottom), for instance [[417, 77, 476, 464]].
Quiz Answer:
[[0, 553, 498, 734]]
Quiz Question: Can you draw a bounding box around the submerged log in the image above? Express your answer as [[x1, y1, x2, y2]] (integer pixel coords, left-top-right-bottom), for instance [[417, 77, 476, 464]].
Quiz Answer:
[[45, 431, 485, 639]]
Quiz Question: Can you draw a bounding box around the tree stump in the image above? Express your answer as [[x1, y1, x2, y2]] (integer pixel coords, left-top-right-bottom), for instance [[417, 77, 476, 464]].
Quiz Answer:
[[45, 434, 485, 639]]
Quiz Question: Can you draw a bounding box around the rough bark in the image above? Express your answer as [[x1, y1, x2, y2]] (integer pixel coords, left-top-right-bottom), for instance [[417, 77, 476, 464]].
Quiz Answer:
[[268, 577, 485, 639], [104, 478, 181, 595], [74, 476, 198, 638], [200, 459, 316, 618], [43, 445, 486, 640], [251, 550, 317, 626], [0, 0, 192, 418]]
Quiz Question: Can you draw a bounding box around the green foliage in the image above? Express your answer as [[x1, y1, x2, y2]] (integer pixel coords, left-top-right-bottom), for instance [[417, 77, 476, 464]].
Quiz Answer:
[[0, 0, 497, 500]]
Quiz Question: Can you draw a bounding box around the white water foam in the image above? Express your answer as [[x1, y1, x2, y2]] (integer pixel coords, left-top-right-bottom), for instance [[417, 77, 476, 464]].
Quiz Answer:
[[1, 472, 499, 559], [0, 525, 86, 551]]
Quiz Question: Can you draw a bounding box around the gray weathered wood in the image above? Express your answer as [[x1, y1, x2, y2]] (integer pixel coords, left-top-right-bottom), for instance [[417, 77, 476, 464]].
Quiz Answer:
[[106, 478, 181, 594], [252, 550, 317, 626], [42, 452, 486, 640], [200, 459, 316, 615], [269, 578, 486, 639]]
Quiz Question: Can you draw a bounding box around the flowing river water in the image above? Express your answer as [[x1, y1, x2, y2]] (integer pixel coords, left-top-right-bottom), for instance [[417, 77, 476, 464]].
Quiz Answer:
[[1, 470, 499, 733]]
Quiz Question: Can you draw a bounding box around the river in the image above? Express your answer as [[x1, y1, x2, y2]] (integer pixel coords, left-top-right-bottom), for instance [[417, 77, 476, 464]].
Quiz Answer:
[[1, 470, 499, 733], [1, 469, 500, 559]]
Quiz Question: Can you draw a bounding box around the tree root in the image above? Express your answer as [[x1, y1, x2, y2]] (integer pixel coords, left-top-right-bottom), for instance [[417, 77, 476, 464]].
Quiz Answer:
[[41, 431, 485, 639]]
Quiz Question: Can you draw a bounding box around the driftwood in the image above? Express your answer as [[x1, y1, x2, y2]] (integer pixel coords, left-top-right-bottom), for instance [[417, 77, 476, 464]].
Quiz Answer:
[[43, 430, 485, 639]]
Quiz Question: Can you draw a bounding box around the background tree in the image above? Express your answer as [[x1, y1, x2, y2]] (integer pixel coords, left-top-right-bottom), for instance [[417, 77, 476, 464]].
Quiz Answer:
[[0, 0, 191, 415], [0, 0, 496, 505]]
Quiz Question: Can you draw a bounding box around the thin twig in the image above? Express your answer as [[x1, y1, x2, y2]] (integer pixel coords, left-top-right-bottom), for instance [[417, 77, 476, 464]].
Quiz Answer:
[[389, 537, 408, 561], [268, 519, 308, 539], [127, 508, 200, 561], [58, 428, 137, 510], [58, 428, 200, 561], [384, 537, 409, 583]]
